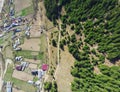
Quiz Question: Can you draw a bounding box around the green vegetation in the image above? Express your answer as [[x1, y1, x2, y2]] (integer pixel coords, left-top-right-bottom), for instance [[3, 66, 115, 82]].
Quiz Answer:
[[44, 0, 120, 91], [0, 38, 3, 44], [52, 39, 57, 47], [14, 50, 43, 60], [21, 5, 33, 16], [4, 65, 36, 92], [40, 34, 48, 63], [44, 81, 58, 92]]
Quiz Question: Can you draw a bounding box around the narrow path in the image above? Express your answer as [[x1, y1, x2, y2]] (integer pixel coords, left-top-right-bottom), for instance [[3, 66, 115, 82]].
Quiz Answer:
[[0, 0, 5, 13], [3, 59, 12, 77], [57, 23, 61, 65], [54, 20, 61, 77]]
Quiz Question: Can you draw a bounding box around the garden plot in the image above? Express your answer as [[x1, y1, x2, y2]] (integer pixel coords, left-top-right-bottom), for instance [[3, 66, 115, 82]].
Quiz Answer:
[[12, 70, 33, 81], [25, 58, 40, 64], [13, 88, 25, 92], [14, 0, 32, 13], [30, 26, 42, 38], [28, 63, 37, 69], [20, 38, 40, 51]]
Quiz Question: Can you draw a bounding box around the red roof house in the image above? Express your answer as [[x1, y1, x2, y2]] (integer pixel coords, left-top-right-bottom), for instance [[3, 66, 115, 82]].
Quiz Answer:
[[41, 64, 48, 71]]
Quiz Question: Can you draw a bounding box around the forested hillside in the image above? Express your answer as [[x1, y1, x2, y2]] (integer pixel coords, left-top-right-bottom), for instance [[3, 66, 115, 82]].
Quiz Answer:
[[44, 0, 120, 91]]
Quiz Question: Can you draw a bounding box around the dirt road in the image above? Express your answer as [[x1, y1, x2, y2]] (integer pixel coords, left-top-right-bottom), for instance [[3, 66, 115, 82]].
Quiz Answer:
[[0, 58, 12, 91], [0, 53, 4, 91]]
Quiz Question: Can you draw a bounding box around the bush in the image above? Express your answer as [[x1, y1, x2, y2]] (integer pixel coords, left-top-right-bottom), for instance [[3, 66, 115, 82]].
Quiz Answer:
[[52, 39, 57, 47]]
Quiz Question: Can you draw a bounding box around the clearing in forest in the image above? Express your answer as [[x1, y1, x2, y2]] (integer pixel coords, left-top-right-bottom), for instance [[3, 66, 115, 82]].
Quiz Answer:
[[55, 46, 75, 92]]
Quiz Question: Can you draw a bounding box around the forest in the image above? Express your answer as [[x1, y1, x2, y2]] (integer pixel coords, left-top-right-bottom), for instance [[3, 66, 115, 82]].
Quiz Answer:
[[44, 0, 120, 91]]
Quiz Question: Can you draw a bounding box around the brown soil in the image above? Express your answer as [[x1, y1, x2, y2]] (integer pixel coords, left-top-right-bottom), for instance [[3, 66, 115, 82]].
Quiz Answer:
[[20, 38, 40, 51], [12, 70, 33, 81], [14, 0, 32, 13], [28, 63, 37, 69], [55, 46, 75, 92], [115, 60, 120, 66], [104, 58, 114, 67], [13, 88, 25, 92], [94, 66, 101, 74]]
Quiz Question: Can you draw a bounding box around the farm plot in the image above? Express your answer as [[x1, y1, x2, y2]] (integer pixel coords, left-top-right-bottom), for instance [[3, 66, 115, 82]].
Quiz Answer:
[[30, 26, 42, 38], [25, 58, 41, 64], [28, 63, 37, 69], [12, 70, 33, 81], [14, 0, 32, 13], [20, 38, 40, 51]]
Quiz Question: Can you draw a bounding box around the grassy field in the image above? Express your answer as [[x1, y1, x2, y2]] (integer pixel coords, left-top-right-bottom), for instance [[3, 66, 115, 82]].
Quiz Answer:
[[0, 38, 3, 44], [4, 64, 36, 92], [20, 5, 33, 16], [40, 34, 47, 63], [14, 50, 43, 60]]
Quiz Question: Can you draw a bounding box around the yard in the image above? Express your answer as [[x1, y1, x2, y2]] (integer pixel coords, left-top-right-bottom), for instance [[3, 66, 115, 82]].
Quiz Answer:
[[19, 38, 40, 51], [24, 58, 41, 64], [14, 50, 43, 60], [14, 0, 32, 13], [12, 70, 33, 81], [4, 65, 36, 92]]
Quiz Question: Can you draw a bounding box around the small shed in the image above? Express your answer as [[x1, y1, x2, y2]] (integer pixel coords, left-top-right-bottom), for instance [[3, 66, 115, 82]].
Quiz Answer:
[[6, 82, 12, 92]]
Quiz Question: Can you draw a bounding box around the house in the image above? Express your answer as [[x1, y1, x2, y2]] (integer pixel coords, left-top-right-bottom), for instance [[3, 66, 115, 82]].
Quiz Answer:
[[9, 7, 14, 16], [41, 64, 48, 71], [15, 38, 20, 46], [21, 62, 29, 71], [16, 65, 22, 71], [13, 43, 17, 49], [6, 82, 12, 92], [38, 69, 45, 79], [16, 62, 28, 71], [25, 30, 30, 37], [31, 70, 38, 76]]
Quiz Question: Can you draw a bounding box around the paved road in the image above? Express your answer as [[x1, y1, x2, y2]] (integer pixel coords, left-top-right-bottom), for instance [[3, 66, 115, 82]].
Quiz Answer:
[[0, 0, 5, 13]]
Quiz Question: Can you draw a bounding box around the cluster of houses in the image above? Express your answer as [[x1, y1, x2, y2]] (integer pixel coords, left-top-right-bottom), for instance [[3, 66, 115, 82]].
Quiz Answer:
[[14, 55, 48, 86], [0, 0, 49, 92]]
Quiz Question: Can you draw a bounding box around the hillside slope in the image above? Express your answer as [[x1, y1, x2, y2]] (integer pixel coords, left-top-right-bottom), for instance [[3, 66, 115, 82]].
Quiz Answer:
[[44, 0, 120, 92]]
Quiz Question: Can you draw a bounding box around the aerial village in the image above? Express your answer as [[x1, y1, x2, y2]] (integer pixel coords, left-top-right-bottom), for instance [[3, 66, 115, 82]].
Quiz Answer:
[[0, 0, 49, 92]]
